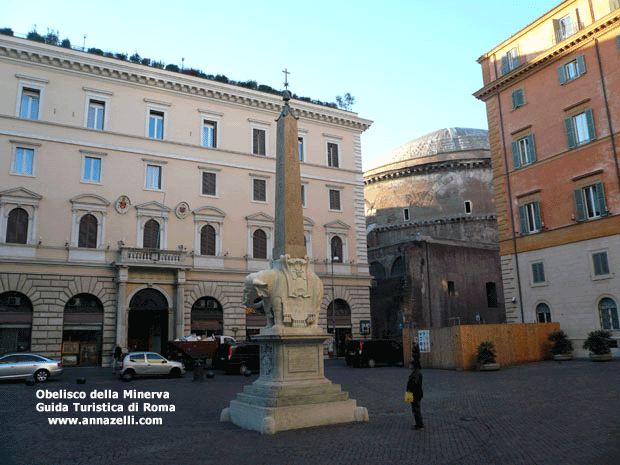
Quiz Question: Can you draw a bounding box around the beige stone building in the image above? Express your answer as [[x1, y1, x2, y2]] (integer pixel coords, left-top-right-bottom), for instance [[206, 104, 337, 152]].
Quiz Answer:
[[0, 34, 373, 366]]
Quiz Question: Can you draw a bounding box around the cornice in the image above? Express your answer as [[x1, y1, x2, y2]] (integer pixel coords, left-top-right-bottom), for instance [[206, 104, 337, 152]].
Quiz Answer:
[[372, 214, 498, 233], [474, 14, 620, 101], [363, 158, 492, 185], [0, 36, 372, 132]]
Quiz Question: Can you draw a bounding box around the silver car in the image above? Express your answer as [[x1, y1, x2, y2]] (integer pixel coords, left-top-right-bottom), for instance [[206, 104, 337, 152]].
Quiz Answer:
[[0, 353, 64, 382], [116, 352, 184, 381]]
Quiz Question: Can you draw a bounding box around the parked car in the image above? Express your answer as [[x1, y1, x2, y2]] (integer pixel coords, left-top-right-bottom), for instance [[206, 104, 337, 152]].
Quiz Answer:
[[0, 353, 63, 382], [224, 343, 260, 375], [115, 352, 184, 381], [345, 339, 404, 368]]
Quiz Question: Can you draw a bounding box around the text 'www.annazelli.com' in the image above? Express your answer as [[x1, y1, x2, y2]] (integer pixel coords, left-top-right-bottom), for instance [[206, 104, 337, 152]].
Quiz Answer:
[[47, 416, 163, 425]]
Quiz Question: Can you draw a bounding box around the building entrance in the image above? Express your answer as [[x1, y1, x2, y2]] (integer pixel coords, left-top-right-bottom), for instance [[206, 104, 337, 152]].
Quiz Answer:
[[128, 289, 168, 354]]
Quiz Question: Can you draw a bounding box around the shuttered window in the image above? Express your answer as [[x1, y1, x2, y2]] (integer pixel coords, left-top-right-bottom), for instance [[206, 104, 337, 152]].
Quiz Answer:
[[329, 189, 341, 211], [511, 134, 536, 169], [87, 100, 105, 130], [327, 143, 339, 167], [143, 219, 160, 249], [203, 121, 217, 148], [6, 208, 28, 244], [518, 201, 542, 234], [253, 128, 266, 155], [574, 182, 607, 221], [511, 89, 525, 109], [558, 55, 586, 84], [331, 236, 343, 262], [202, 172, 217, 196], [532, 262, 546, 283], [592, 252, 610, 276], [253, 179, 266, 202], [200, 225, 216, 256], [253, 229, 267, 259], [78, 214, 98, 248], [565, 109, 595, 148], [20, 88, 40, 119]]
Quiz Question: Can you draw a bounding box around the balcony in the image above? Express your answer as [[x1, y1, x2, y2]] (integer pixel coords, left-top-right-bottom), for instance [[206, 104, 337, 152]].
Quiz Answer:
[[117, 247, 187, 268]]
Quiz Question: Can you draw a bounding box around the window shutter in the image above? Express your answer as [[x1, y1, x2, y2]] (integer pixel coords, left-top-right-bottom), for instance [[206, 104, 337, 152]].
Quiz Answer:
[[617, 35, 620, 53], [202, 172, 216, 196], [253, 229, 267, 259], [518, 205, 528, 234], [558, 64, 567, 85], [501, 55, 509, 75], [511, 141, 521, 169], [516, 89, 524, 107], [533, 201, 542, 231], [585, 109, 596, 141], [576, 55, 586, 76], [78, 214, 98, 248], [143, 220, 160, 249], [6, 208, 28, 244], [565, 117, 576, 148], [200, 225, 216, 256], [526, 134, 536, 164], [573, 189, 586, 221], [553, 19, 562, 43], [595, 182, 608, 216], [512, 90, 524, 109], [212, 123, 217, 148], [87, 105, 96, 128]]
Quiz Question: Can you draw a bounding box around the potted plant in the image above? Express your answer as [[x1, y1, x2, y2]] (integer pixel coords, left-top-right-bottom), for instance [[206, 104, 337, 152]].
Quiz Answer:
[[548, 330, 574, 361], [582, 330, 613, 361], [476, 341, 500, 371]]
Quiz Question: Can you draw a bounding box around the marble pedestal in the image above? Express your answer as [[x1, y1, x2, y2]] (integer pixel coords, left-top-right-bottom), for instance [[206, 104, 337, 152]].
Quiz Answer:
[[220, 327, 368, 434]]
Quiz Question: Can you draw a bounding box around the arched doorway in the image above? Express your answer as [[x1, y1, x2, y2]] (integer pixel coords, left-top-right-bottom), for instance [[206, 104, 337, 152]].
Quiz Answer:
[[128, 289, 168, 354], [327, 298, 352, 358], [62, 294, 103, 366], [191, 297, 223, 337], [0, 291, 33, 354]]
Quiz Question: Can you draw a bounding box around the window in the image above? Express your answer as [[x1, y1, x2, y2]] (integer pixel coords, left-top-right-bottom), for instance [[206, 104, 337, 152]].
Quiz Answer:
[[82, 156, 101, 183], [558, 56, 586, 84], [592, 252, 610, 276], [78, 214, 98, 248], [143, 219, 160, 249], [327, 142, 339, 168], [599, 298, 619, 330], [532, 262, 546, 283], [447, 281, 455, 296], [20, 88, 40, 119], [203, 121, 217, 148], [253, 128, 266, 155], [329, 189, 341, 211], [12, 147, 34, 176], [518, 201, 542, 234], [612, 0, 620, 11], [148, 111, 164, 139], [512, 134, 536, 169], [574, 183, 607, 221], [403, 208, 410, 221], [202, 172, 217, 196], [253, 228, 267, 259], [6, 208, 28, 244], [565, 110, 595, 148], [200, 225, 216, 256], [554, 14, 575, 42], [253, 178, 266, 202], [145, 164, 162, 190], [536, 303, 551, 323], [464, 200, 472, 214], [511, 89, 525, 109], [331, 236, 343, 262], [87, 100, 105, 130], [486, 282, 498, 307], [501, 48, 520, 75], [298, 137, 304, 162]]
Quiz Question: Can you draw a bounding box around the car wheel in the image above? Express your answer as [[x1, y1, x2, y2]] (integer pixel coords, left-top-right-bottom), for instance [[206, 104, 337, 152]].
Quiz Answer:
[[170, 368, 182, 378], [122, 371, 134, 382], [34, 369, 50, 383], [367, 359, 376, 368]]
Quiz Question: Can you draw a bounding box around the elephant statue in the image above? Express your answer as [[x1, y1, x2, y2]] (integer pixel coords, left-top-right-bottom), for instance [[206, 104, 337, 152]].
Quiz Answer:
[[242, 255, 323, 329]]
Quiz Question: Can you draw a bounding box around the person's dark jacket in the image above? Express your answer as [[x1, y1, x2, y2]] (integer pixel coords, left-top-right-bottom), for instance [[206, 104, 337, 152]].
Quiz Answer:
[[406, 369, 423, 400]]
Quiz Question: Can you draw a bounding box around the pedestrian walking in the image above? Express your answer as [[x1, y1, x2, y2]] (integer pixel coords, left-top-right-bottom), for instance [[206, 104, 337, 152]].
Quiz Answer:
[[112, 345, 122, 374], [406, 361, 424, 430]]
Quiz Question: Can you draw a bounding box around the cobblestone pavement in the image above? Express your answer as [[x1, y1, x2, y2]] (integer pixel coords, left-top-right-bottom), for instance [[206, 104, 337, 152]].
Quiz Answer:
[[0, 359, 618, 465]]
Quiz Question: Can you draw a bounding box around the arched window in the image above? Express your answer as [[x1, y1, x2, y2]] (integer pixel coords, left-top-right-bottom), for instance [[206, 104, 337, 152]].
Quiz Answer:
[[6, 208, 28, 244], [536, 303, 551, 323], [331, 236, 343, 262], [200, 224, 216, 256], [599, 298, 619, 330], [78, 214, 98, 248], [253, 229, 267, 259], [143, 219, 160, 249], [369, 262, 386, 279], [391, 256, 405, 277]]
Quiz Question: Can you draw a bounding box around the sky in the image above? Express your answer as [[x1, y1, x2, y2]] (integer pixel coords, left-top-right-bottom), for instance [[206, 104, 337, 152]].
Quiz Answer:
[[0, 0, 563, 169]]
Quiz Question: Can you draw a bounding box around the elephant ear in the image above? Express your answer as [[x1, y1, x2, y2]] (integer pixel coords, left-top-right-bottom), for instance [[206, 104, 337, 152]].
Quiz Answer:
[[254, 279, 270, 298]]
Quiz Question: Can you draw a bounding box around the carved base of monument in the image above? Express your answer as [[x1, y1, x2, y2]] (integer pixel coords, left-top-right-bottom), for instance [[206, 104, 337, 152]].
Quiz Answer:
[[220, 329, 368, 434]]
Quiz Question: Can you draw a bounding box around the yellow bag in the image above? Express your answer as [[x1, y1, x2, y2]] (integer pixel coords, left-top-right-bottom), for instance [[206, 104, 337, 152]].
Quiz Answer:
[[404, 392, 414, 402]]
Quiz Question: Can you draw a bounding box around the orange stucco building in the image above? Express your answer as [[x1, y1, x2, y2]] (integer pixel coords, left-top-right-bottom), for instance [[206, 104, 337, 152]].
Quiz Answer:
[[475, 0, 620, 356]]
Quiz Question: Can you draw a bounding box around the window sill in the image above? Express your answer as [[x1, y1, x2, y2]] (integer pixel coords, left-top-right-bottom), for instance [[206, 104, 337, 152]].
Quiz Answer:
[[144, 187, 164, 192], [531, 281, 549, 288], [10, 171, 35, 178], [200, 194, 219, 199], [592, 273, 614, 281], [80, 179, 103, 185]]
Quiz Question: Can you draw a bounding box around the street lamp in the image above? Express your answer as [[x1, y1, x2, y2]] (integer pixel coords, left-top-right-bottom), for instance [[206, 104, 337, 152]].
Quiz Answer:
[[331, 255, 338, 358]]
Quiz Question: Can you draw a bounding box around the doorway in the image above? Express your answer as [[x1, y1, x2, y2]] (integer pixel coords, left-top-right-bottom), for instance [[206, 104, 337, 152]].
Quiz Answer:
[[128, 289, 168, 354]]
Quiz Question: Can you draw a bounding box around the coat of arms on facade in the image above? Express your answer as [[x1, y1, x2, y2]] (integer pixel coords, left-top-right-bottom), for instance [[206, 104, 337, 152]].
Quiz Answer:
[[175, 202, 190, 219], [114, 195, 131, 214]]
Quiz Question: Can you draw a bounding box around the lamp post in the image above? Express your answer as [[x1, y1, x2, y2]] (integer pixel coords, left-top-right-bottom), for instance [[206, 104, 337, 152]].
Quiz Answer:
[[331, 255, 338, 358]]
